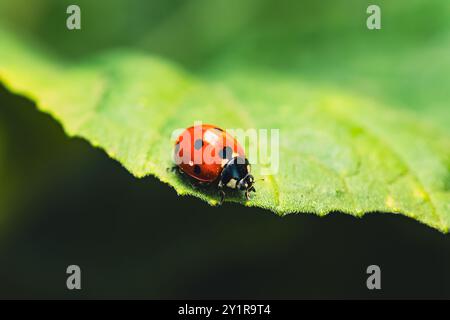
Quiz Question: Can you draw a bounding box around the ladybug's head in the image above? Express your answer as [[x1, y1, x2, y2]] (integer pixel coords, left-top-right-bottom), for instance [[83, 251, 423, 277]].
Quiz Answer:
[[237, 172, 256, 200], [237, 173, 254, 192], [220, 157, 256, 199]]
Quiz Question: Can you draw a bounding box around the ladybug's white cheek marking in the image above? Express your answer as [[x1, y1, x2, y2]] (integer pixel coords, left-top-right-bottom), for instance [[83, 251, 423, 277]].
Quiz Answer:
[[221, 159, 229, 167], [227, 178, 237, 189], [247, 165, 251, 172]]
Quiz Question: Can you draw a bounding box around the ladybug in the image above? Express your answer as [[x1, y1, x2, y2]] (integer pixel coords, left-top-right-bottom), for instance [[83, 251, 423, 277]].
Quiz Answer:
[[173, 124, 255, 204]]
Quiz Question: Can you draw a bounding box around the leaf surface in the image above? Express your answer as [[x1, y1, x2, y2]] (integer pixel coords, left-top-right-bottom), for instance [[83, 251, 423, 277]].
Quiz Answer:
[[0, 0, 449, 232]]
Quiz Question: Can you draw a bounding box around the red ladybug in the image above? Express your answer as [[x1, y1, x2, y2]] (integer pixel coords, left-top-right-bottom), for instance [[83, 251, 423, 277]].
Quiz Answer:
[[173, 124, 255, 203]]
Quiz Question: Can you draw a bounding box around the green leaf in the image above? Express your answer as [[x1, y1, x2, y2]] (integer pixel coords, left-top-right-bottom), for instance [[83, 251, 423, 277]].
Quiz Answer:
[[0, 0, 449, 233], [1, 29, 449, 232]]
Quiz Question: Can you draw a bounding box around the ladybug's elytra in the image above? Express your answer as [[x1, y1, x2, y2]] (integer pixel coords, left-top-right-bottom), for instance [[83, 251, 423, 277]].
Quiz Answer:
[[173, 124, 255, 203]]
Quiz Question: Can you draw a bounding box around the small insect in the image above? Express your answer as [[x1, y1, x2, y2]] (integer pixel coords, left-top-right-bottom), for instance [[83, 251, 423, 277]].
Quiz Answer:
[[173, 124, 256, 204]]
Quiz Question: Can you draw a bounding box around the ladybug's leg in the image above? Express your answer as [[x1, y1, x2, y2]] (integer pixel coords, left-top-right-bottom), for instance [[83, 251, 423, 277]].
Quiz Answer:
[[217, 180, 225, 205], [245, 187, 256, 201], [188, 180, 200, 190], [166, 166, 179, 173], [218, 189, 226, 205]]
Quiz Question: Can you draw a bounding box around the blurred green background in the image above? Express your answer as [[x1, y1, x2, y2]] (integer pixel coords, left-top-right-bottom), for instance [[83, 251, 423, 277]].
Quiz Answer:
[[0, 0, 449, 298], [1, 0, 449, 128]]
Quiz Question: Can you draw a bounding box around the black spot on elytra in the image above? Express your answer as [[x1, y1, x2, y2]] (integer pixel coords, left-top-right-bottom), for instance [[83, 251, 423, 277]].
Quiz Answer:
[[193, 165, 201, 175], [194, 139, 203, 150], [219, 146, 233, 160]]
